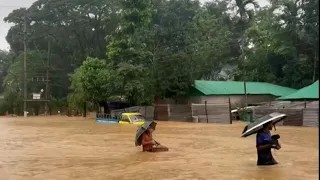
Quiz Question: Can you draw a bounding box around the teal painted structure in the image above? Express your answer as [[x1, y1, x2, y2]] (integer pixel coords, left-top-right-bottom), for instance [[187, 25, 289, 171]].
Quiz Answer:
[[191, 80, 297, 97], [278, 80, 319, 100], [96, 113, 119, 124]]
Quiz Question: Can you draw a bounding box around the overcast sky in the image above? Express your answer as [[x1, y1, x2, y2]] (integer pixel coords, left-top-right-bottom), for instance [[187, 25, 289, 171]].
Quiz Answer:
[[0, 0, 269, 51]]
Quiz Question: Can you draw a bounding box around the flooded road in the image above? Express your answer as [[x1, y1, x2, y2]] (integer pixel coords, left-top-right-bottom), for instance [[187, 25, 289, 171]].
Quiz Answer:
[[0, 116, 318, 180]]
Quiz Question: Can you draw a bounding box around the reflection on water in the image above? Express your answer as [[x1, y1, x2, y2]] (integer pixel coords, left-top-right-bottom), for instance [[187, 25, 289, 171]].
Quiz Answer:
[[0, 116, 318, 180]]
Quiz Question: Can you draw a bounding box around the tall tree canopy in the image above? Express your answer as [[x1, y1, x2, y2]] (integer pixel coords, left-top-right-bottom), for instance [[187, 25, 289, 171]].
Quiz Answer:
[[1, 0, 318, 113]]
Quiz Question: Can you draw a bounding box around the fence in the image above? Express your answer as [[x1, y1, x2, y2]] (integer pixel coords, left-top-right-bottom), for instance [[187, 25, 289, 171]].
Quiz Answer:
[[154, 102, 231, 123], [253, 108, 303, 126], [107, 102, 231, 123], [168, 104, 192, 122], [302, 108, 319, 127], [109, 104, 192, 122], [110, 106, 154, 121], [137, 106, 155, 121], [154, 104, 192, 122], [191, 101, 231, 124], [154, 104, 169, 120], [96, 113, 113, 119]]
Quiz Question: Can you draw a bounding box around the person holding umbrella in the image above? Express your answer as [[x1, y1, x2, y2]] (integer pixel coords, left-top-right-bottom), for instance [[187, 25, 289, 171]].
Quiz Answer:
[[135, 121, 169, 152], [256, 121, 281, 165], [241, 112, 285, 166]]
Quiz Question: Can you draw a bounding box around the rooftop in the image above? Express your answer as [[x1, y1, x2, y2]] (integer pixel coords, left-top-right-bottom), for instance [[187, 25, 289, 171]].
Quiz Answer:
[[192, 80, 297, 97], [278, 80, 319, 100]]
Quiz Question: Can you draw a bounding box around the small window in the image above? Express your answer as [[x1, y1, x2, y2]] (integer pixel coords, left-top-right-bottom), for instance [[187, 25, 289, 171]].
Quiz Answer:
[[129, 115, 145, 122], [121, 115, 130, 122]]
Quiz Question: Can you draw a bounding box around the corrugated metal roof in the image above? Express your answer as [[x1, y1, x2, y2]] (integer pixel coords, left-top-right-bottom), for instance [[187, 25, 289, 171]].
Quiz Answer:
[[278, 80, 319, 100], [193, 80, 297, 96]]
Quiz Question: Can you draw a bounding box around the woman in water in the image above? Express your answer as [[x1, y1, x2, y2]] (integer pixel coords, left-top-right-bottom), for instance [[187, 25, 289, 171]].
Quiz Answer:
[[141, 127, 168, 152], [256, 121, 281, 166]]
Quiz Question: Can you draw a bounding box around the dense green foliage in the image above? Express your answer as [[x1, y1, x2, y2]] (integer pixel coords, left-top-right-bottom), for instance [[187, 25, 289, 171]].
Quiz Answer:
[[0, 0, 318, 114]]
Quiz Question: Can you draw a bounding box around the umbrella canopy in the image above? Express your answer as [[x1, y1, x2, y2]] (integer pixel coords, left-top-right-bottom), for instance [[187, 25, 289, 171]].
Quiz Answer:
[[241, 112, 286, 137], [135, 121, 157, 146], [277, 80, 319, 100]]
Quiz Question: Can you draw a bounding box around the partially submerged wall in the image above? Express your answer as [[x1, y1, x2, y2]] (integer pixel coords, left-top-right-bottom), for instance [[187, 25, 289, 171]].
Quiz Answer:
[[110, 106, 154, 120], [168, 104, 192, 122], [253, 101, 319, 127], [154, 104, 192, 122], [108, 103, 232, 124], [303, 108, 319, 127], [253, 108, 303, 126], [191, 103, 231, 124]]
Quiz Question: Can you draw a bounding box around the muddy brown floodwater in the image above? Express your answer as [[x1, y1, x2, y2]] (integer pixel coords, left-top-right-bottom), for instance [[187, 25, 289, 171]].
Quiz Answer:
[[0, 116, 318, 180]]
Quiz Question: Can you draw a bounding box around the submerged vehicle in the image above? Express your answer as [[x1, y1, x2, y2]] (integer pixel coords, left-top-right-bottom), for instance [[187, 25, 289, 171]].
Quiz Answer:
[[96, 112, 146, 125]]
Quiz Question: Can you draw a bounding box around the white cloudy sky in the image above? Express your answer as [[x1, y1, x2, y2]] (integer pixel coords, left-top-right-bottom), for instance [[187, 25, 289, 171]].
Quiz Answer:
[[0, 0, 269, 51]]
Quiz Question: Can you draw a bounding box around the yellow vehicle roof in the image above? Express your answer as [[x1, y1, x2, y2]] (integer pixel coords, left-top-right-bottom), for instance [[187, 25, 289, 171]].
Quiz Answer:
[[122, 112, 142, 116]]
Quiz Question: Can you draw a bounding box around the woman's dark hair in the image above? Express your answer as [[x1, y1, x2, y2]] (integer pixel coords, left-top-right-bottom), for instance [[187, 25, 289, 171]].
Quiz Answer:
[[263, 121, 272, 128], [145, 129, 151, 135]]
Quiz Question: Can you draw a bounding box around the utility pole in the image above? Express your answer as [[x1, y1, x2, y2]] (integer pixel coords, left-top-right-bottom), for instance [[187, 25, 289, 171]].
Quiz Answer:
[[313, 51, 317, 82], [240, 39, 248, 108], [45, 39, 51, 116], [243, 78, 248, 107], [23, 13, 28, 117]]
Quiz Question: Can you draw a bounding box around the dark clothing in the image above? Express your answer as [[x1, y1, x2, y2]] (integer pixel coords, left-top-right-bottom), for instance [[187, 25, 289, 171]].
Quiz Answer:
[[256, 131, 278, 166]]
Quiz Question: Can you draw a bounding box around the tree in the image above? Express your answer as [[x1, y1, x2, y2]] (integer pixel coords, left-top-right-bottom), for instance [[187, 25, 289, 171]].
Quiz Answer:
[[115, 63, 153, 105], [105, 0, 154, 104], [78, 57, 119, 105], [2, 50, 47, 114], [191, 2, 233, 79], [67, 67, 86, 112], [0, 50, 13, 93], [2, 0, 318, 113], [147, 0, 203, 98], [236, 0, 319, 88], [107, 0, 153, 64], [3, 0, 120, 113]]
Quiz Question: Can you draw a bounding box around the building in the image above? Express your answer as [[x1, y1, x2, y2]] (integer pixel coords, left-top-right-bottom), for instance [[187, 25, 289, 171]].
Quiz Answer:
[[275, 80, 319, 127], [155, 80, 297, 108], [277, 80, 319, 101], [188, 80, 297, 108]]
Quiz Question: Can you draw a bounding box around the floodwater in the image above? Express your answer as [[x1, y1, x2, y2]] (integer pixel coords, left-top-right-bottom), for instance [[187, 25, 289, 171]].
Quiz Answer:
[[0, 116, 318, 180]]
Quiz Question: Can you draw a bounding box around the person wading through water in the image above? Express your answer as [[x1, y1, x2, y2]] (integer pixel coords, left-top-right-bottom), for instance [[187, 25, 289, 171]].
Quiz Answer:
[[256, 121, 281, 166], [141, 127, 168, 152]]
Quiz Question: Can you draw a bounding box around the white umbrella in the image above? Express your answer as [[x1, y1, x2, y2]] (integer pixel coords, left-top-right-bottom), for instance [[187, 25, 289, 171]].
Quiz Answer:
[[241, 112, 287, 137]]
